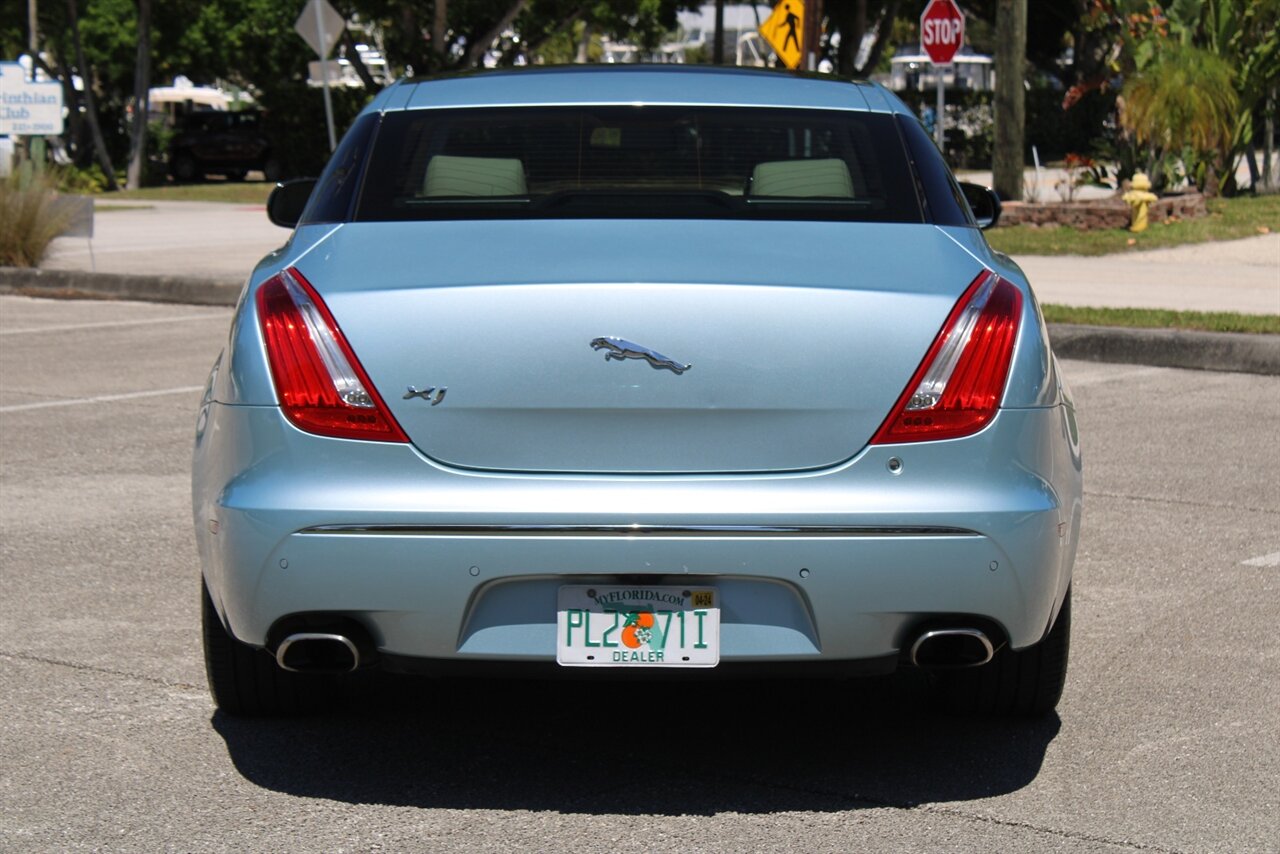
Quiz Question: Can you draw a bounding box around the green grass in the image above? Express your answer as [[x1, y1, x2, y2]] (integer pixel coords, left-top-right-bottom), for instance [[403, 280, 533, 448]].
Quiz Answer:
[[103, 182, 273, 204], [987, 194, 1279, 256], [94, 203, 155, 212], [1042, 304, 1280, 334]]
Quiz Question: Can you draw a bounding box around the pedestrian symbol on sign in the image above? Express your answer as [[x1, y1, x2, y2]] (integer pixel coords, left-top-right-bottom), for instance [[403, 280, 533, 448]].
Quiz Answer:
[[759, 0, 806, 70], [782, 5, 801, 53]]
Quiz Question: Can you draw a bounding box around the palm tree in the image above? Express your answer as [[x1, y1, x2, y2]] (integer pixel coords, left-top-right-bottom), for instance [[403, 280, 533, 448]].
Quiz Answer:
[[1121, 42, 1239, 192]]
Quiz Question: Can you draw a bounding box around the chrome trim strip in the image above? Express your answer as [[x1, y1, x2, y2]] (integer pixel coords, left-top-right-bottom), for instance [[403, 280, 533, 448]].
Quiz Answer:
[[297, 524, 978, 538], [392, 103, 874, 114]]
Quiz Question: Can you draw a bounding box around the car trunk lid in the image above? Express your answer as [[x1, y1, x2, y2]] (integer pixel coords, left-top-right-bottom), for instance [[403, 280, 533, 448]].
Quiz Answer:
[[294, 219, 985, 474]]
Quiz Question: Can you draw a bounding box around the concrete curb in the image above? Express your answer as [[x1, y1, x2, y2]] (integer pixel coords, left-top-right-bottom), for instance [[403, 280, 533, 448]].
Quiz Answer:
[[1048, 323, 1280, 376], [3, 267, 1277, 376], [0, 267, 243, 307]]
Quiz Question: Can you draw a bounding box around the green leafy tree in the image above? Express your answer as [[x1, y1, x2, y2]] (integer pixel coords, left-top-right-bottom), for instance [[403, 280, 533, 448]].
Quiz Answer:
[[151, 0, 370, 177], [1069, 0, 1279, 194], [826, 0, 901, 75], [1121, 41, 1238, 190], [349, 0, 688, 73]]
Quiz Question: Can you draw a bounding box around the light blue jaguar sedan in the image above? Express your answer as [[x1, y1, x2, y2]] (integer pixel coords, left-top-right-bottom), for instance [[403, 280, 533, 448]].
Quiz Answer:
[[193, 65, 1081, 717]]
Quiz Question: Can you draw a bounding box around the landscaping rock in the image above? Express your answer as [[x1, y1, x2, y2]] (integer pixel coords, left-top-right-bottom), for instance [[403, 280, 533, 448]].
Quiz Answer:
[[1000, 192, 1207, 230]]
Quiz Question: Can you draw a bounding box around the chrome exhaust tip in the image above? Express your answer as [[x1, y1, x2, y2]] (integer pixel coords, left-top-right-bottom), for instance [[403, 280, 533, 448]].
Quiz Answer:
[[275, 633, 360, 674], [910, 629, 995, 669]]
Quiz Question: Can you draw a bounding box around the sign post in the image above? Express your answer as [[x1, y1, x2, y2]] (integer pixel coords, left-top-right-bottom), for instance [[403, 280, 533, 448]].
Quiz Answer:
[[920, 0, 965, 149], [294, 0, 344, 153]]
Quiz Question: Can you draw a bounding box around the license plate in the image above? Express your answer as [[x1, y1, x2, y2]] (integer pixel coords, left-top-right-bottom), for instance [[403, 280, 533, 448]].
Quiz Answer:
[[557, 585, 720, 667]]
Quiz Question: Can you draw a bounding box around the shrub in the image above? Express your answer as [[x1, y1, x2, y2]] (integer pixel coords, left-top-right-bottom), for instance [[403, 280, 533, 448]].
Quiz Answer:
[[892, 87, 1120, 167], [56, 163, 112, 194], [258, 83, 369, 179], [0, 164, 73, 267]]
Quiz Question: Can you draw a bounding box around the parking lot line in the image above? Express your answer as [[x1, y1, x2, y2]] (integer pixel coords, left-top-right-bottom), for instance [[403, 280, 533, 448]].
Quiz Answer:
[[0, 386, 204, 413], [0, 315, 227, 336]]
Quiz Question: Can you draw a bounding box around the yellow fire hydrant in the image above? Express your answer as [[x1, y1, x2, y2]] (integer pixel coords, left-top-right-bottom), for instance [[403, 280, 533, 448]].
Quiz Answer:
[[1123, 172, 1158, 233]]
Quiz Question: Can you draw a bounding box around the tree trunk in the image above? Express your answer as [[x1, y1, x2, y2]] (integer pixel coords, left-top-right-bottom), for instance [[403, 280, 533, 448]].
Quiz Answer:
[[992, 0, 1026, 200], [33, 54, 86, 167], [803, 0, 824, 71], [395, 7, 426, 75], [859, 0, 898, 73], [463, 0, 527, 67], [829, 1, 857, 74], [1266, 85, 1275, 191], [67, 0, 119, 191], [432, 0, 448, 61], [126, 0, 151, 190], [341, 28, 380, 90], [713, 0, 725, 65]]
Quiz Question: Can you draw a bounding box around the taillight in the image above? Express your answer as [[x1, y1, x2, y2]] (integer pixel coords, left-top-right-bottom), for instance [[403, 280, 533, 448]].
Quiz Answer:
[[871, 270, 1022, 444], [256, 268, 408, 442]]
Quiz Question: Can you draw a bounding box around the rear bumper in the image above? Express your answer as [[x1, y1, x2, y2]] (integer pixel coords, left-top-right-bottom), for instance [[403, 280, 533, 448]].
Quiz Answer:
[[194, 402, 1081, 666]]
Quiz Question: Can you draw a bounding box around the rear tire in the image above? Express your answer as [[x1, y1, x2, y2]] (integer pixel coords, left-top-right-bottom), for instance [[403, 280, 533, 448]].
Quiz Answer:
[[171, 153, 202, 183], [935, 587, 1071, 717], [202, 581, 339, 716]]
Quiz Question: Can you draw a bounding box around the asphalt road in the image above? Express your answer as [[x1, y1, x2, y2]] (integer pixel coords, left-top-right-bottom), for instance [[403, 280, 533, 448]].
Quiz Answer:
[[1, 294, 1277, 852]]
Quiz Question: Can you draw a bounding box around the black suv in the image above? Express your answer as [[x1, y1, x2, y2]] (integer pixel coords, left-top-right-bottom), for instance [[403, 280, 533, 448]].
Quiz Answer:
[[168, 110, 280, 182]]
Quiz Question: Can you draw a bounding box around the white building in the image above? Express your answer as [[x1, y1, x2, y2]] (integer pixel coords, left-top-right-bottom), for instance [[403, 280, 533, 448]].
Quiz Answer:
[[882, 47, 995, 91]]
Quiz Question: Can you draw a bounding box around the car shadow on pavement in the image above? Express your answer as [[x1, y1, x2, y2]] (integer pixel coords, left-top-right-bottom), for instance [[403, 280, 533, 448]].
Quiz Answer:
[[212, 672, 1061, 814]]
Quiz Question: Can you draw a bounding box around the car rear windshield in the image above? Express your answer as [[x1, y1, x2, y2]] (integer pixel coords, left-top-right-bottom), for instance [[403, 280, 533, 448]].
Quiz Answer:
[[354, 107, 923, 223]]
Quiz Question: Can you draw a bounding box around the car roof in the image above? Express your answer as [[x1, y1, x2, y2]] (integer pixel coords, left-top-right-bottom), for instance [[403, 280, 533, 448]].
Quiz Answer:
[[364, 65, 911, 116]]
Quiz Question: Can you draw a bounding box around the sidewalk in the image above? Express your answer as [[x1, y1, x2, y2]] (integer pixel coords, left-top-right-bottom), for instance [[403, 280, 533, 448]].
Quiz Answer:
[[31, 199, 1280, 314], [953, 167, 1279, 314], [39, 200, 285, 282], [1019, 234, 1280, 315], [2, 198, 1278, 374]]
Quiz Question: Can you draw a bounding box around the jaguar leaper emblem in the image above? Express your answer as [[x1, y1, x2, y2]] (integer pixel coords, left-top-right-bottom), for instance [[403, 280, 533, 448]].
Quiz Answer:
[[590, 337, 691, 374]]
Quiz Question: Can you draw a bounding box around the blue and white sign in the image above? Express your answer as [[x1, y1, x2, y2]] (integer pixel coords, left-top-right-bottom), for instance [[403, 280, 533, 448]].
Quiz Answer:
[[1, 62, 64, 136]]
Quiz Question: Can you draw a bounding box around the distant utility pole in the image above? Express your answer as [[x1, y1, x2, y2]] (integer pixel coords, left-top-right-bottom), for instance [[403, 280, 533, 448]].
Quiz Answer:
[[992, 0, 1026, 200], [21, 0, 38, 164]]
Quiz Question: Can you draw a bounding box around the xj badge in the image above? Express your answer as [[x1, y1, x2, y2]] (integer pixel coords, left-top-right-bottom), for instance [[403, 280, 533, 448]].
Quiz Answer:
[[404, 386, 447, 405]]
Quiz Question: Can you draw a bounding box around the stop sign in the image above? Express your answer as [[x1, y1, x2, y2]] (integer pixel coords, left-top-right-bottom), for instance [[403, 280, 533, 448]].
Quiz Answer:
[[920, 0, 965, 65]]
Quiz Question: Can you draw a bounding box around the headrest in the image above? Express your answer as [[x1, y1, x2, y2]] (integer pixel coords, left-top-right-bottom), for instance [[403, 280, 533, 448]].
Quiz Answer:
[[750, 158, 854, 198], [424, 155, 527, 197]]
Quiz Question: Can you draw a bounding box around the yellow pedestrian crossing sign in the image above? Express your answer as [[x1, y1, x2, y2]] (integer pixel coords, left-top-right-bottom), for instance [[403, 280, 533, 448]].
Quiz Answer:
[[760, 0, 806, 69]]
